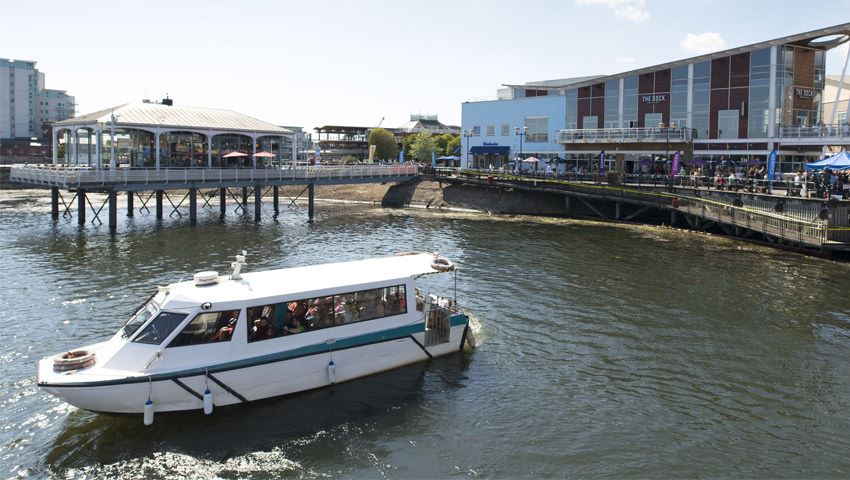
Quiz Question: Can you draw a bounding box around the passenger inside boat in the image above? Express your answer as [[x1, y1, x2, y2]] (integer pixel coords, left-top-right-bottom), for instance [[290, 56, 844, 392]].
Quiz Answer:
[[244, 285, 408, 343], [166, 309, 241, 347]]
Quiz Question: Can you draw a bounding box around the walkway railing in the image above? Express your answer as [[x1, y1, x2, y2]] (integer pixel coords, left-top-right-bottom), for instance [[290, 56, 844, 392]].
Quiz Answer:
[[452, 170, 831, 247], [9, 164, 419, 188], [556, 127, 694, 144]]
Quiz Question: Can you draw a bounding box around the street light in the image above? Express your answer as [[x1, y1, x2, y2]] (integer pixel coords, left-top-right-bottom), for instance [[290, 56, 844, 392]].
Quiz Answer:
[[463, 129, 473, 169], [515, 126, 528, 170]]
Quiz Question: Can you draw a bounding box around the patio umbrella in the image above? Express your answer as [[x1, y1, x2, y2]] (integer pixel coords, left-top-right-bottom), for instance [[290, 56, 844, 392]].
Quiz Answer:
[[222, 151, 248, 158], [252, 151, 276, 158], [523, 156, 540, 163]]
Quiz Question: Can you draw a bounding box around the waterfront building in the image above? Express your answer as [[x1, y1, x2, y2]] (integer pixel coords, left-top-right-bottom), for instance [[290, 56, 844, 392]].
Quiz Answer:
[[396, 114, 460, 137], [280, 125, 313, 162], [314, 125, 369, 162], [0, 58, 74, 141], [52, 100, 294, 168], [461, 23, 850, 173]]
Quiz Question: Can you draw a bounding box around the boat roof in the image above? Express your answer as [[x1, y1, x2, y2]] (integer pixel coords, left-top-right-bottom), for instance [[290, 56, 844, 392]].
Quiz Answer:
[[161, 252, 449, 309]]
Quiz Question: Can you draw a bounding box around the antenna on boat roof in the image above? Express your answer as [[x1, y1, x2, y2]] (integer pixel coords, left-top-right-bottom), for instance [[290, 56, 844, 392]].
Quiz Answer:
[[231, 250, 247, 280]]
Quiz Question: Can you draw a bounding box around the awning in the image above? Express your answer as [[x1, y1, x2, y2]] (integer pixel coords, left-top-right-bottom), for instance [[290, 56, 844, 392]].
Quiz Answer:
[[470, 146, 510, 155]]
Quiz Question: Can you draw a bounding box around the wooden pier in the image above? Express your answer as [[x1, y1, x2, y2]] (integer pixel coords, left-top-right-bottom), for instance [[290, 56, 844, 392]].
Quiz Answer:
[[11, 164, 418, 230]]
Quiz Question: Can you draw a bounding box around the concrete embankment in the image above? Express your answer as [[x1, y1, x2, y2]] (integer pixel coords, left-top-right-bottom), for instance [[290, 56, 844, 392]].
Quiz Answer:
[[313, 178, 578, 215]]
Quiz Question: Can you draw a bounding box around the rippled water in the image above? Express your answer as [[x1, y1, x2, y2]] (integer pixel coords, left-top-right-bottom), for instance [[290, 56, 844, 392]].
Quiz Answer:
[[2, 188, 850, 478]]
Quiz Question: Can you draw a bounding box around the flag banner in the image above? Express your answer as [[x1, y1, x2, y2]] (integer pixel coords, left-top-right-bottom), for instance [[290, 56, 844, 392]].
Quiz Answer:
[[599, 150, 606, 176], [315, 145, 321, 165], [431, 150, 436, 168], [399, 148, 405, 164], [767, 149, 778, 192], [369, 144, 376, 162], [672, 151, 681, 176]]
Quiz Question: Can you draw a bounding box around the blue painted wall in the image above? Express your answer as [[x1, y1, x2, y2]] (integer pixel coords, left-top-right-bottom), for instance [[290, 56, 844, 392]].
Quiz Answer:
[[460, 94, 566, 168]]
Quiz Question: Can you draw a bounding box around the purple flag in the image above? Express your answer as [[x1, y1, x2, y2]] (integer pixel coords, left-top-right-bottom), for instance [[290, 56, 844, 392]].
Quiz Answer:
[[599, 150, 605, 176], [671, 151, 681, 176]]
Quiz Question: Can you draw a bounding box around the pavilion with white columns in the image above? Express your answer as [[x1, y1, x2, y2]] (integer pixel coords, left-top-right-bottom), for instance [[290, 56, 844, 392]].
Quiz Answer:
[[51, 102, 296, 169]]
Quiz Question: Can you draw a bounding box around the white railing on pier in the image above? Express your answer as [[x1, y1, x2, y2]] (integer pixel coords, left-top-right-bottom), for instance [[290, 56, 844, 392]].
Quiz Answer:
[[556, 127, 693, 144], [9, 165, 419, 188]]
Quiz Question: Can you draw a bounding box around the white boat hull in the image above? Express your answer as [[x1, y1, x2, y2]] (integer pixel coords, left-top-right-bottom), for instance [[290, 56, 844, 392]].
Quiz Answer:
[[41, 324, 469, 414]]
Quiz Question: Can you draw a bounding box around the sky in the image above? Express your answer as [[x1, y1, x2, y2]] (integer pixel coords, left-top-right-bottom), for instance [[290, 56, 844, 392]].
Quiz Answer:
[[3, 0, 850, 132]]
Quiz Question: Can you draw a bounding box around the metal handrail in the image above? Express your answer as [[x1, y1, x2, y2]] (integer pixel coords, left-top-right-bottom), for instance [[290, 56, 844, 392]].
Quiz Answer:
[[8, 164, 419, 187], [556, 127, 693, 144], [456, 170, 829, 245]]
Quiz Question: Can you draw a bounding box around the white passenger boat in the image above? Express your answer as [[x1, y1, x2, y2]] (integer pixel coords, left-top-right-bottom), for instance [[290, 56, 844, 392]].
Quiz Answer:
[[37, 252, 474, 423]]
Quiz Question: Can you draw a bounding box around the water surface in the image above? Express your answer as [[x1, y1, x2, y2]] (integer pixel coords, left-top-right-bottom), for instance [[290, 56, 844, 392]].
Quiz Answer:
[[1, 189, 849, 478]]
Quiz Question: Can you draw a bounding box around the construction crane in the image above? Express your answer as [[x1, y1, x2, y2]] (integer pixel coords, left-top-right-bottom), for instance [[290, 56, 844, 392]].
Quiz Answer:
[[377, 117, 384, 128]]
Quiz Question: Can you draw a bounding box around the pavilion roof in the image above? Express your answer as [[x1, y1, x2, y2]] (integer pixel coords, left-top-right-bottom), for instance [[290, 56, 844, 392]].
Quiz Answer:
[[55, 102, 291, 135]]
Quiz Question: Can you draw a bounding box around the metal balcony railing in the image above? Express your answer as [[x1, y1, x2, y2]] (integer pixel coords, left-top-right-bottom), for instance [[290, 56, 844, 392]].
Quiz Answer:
[[779, 124, 850, 140], [9, 164, 419, 188], [556, 127, 694, 144]]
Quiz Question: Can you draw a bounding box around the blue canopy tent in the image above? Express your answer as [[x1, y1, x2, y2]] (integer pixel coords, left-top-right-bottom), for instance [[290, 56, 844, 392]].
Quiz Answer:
[[806, 151, 850, 170], [436, 155, 461, 168]]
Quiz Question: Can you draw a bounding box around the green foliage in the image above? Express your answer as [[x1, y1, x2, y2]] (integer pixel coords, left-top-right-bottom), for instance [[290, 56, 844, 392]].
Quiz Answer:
[[445, 135, 461, 156], [410, 132, 438, 162], [367, 128, 398, 161], [434, 134, 453, 157], [402, 135, 416, 158], [339, 155, 359, 164]]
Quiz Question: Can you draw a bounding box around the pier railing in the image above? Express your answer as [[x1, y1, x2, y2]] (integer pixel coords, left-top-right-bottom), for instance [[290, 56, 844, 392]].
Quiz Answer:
[[453, 171, 832, 247], [10, 164, 419, 188]]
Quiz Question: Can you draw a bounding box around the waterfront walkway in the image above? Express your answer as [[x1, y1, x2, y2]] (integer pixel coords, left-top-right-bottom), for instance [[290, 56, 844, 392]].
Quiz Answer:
[[442, 170, 850, 253]]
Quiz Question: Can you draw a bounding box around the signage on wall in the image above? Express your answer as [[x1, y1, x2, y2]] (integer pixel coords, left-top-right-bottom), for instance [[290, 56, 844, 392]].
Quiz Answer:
[[483, 142, 499, 146], [795, 88, 814, 98], [640, 94, 667, 104]]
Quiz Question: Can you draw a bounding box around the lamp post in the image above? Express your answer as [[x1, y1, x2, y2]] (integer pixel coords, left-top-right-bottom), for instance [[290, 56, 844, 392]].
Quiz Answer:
[[463, 129, 473, 169], [659, 121, 678, 185], [515, 126, 527, 171]]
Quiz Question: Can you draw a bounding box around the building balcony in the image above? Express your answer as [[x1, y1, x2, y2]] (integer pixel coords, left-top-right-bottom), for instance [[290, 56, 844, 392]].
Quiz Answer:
[[778, 124, 850, 145], [556, 127, 694, 144]]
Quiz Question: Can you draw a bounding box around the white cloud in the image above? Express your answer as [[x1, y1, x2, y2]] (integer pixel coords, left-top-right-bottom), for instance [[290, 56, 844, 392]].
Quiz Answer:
[[680, 32, 727, 54], [575, 0, 651, 23]]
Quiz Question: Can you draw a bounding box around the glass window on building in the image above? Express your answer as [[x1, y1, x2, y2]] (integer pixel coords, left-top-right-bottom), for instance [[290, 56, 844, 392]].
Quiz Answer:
[[566, 90, 578, 129], [748, 48, 771, 138], [718, 110, 739, 139], [472, 125, 481, 136], [526, 116, 549, 142], [670, 66, 688, 128], [622, 76, 638, 128], [692, 61, 711, 139], [604, 79, 620, 128], [486, 125, 495, 136], [582, 115, 599, 129], [501, 124, 509, 136]]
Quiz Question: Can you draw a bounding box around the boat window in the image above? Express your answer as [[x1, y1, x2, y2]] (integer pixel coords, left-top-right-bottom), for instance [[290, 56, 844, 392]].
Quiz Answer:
[[121, 297, 158, 338], [132, 312, 188, 345], [246, 285, 407, 343], [168, 310, 241, 347]]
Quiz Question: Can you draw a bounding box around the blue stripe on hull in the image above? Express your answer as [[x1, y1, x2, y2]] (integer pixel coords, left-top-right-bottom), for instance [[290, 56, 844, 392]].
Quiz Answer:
[[41, 314, 469, 389]]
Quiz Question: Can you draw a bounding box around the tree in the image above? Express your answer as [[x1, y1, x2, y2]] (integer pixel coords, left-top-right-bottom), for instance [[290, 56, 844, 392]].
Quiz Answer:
[[445, 135, 461, 156], [410, 132, 438, 163], [434, 134, 454, 157], [402, 134, 416, 158], [367, 128, 398, 161]]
